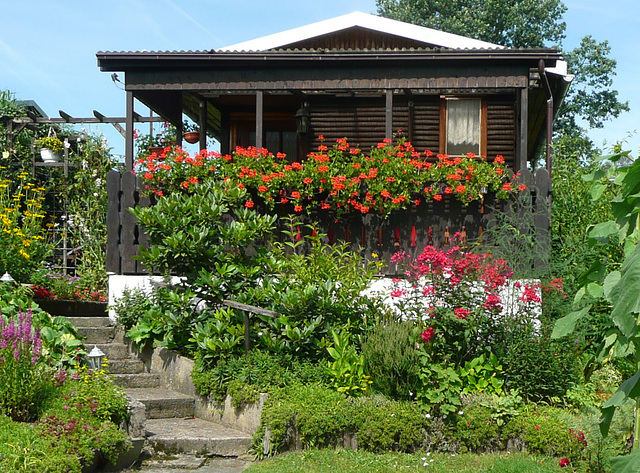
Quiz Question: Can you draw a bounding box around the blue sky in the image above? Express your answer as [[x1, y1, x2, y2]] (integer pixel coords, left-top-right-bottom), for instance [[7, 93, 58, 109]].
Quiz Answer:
[[1, 0, 637, 158]]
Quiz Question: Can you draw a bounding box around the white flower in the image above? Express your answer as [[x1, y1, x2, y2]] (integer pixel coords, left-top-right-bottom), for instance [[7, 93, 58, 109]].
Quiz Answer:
[[458, 411, 464, 415], [425, 413, 431, 419]]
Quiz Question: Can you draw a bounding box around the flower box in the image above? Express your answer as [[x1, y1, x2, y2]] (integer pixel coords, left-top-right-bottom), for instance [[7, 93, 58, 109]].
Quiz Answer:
[[35, 299, 108, 317]]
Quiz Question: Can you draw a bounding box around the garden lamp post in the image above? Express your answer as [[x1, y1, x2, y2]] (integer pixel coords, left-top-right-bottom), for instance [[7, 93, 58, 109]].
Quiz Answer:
[[0, 271, 15, 284], [87, 345, 106, 370]]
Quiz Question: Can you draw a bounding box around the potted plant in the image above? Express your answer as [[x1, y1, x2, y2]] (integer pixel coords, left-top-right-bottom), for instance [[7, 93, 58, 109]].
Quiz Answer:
[[37, 137, 64, 163], [183, 121, 200, 144]]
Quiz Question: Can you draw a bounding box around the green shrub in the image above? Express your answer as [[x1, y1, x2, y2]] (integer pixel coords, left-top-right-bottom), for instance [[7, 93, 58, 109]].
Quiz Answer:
[[355, 397, 429, 453], [362, 321, 422, 401], [504, 406, 587, 461], [326, 329, 371, 396], [191, 350, 329, 401], [111, 287, 155, 330], [500, 331, 579, 401], [257, 383, 355, 455]]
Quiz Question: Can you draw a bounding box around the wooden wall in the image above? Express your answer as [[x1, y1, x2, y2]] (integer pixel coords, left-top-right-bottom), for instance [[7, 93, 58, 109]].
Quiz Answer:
[[307, 96, 515, 165]]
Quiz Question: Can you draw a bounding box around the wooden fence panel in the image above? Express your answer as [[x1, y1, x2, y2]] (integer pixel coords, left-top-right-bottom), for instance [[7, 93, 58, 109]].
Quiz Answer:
[[106, 169, 552, 276]]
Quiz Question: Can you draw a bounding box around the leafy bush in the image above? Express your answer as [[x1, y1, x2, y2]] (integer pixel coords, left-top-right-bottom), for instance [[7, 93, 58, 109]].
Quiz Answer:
[[355, 397, 429, 453], [325, 329, 371, 396], [362, 321, 422, 401], [500, 331, 579, 401], [257, 383, 356, 455], [191, 350, 328, 401], [112, 286, 156, 331]]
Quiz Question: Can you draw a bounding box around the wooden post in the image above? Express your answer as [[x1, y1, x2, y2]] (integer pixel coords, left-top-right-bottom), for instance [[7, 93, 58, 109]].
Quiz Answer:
[[518, 87, 529, 171], [221, 300, 279, 355], [256, 91, 264, 148], [198, 100, 207, 151], [385, 90, 393, 139], [125, 91, 135, 171]]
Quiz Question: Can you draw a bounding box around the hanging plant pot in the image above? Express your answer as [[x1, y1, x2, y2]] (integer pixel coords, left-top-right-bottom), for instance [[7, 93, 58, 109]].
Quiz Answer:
[[184, 131, 200, 144], [40, 148, 60, 163], [149, 146, 165, 157]]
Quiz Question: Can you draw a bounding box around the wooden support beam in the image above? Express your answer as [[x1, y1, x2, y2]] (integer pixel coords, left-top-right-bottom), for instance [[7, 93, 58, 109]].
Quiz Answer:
[[385, 89, 393, 139], [518, 87, 528, 170], [125, 91, 134, 171], [59, 110, 73, 122], [256, 91, 263, 148], [198, 100, 207, 151]]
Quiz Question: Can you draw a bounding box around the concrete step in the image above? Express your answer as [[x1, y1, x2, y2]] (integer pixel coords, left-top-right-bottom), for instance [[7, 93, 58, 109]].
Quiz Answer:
[[145, 418, 252, 456], [112, 373, 162, 389], [77, 326, 117, 344], [65, 316, 113, 328], [127, 388, 196, 419], [108, 358, 146, 374], [94, 342, 130, 360]]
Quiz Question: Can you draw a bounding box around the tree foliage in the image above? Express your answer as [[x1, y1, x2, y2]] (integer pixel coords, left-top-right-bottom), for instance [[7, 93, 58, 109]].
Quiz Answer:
[[376, 0, 629, 145], [376, 0, 567, 48]]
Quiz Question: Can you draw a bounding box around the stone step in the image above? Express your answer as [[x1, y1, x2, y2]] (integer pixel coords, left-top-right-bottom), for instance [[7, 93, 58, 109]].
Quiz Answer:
[[145, 417, 252, 457], [108, 358, 146, 374], [77, 326, 117, 344], [65, 316, 113, 328], [127, 388, 196, 419], [112, 373, 162, 389], [94, 342, 130, 360]]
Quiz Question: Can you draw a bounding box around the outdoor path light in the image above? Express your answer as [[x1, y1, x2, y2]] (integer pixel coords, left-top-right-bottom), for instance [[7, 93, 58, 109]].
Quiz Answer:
[[87, 345, 106, 370]]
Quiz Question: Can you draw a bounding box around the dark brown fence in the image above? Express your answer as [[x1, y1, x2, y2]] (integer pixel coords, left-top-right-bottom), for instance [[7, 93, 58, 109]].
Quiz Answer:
[[106, 168, 551, 275]]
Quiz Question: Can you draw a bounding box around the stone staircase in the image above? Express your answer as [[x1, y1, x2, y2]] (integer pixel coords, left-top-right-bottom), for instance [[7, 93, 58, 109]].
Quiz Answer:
[[68, 316, 253, 465]]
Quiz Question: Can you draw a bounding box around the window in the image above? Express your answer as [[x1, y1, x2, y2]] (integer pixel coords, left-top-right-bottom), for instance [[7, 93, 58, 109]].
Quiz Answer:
[[440, 98, 487, 156]]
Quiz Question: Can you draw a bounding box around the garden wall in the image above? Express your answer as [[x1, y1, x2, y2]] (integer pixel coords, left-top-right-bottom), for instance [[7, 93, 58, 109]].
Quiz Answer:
[[106, 167, 551, 276]]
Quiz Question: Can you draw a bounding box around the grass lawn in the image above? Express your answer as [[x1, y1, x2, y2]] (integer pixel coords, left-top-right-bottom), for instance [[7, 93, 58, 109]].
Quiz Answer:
[[246, 449, 566, 472]]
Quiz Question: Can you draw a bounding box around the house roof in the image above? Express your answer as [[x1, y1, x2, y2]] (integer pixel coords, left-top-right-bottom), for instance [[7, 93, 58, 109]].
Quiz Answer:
[[218, 11, 502, 52]]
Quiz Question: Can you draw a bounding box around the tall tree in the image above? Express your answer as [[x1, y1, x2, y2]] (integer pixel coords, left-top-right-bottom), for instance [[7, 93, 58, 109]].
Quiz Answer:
[[376, 0, 567, 48], [376, 0, 629, 149]]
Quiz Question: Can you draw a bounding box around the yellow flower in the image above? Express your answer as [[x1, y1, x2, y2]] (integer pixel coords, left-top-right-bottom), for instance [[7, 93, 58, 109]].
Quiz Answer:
[[19, 249, 29, 259]]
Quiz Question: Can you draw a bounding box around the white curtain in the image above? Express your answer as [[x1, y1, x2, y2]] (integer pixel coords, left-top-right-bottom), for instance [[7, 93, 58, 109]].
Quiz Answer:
[[446, 99, 481, 156]]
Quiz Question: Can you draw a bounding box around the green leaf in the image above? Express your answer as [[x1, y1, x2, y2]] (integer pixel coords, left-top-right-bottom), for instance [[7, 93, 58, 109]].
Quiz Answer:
[[609, 448, 640, 473], [587, 282, 604, 299], [603, 271, 622, 302], [552, 305, 591, 339], [589, 183, 606, 201], [588, 221, 620, 243], [603, 370, 640, 409], [610, 243, 640, 337]]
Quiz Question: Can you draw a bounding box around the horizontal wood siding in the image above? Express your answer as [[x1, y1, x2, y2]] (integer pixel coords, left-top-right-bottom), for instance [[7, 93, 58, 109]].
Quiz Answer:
[[309, 99, 386, 150], [487, 98, 516, 165], [411, 100, 440, 154]]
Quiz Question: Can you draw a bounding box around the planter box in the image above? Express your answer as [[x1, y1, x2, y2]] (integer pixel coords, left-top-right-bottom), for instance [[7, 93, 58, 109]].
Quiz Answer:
[[36, 299, 108, 317]]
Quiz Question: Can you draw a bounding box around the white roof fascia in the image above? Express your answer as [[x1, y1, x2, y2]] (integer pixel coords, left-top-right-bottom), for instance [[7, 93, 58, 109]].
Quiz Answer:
[[218, 11, 502, 52], [545, 60, 574, 83]]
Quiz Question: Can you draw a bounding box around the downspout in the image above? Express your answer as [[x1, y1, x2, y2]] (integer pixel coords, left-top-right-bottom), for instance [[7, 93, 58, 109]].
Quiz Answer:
[[538, 59, 553, 174]]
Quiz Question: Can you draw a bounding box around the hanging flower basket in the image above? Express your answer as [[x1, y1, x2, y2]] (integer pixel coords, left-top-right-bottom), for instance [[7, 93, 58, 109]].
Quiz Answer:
[[40, 148, 60, 163], [184, 131, 200, 144]]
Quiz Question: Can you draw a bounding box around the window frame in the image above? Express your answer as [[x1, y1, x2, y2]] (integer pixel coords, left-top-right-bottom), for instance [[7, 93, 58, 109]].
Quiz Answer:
[[439, 97, 488, 157]]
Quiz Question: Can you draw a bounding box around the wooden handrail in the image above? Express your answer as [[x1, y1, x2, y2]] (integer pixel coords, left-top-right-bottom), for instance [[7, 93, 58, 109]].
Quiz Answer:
[[221, 299, 279, 355]]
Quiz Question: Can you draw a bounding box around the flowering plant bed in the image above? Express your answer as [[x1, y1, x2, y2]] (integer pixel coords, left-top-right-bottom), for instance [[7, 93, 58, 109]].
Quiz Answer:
[[135, 135, 527, 217]]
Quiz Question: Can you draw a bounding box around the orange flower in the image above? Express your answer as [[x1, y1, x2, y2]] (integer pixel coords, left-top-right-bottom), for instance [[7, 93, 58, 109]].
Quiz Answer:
[[276, 152, 286, 159], [303, 177, 313, 185], [291, 191, 301, 199], [518, 184, 527, 191], [433, 194, 443, 201], [444, 187, 453, 194], [294, 205, 303, 213], [245, 200, 254, 208], [258, 185, 268, 192], [381, 190, 391, 198], [502, 183, 512, 191], [495, 155, 505, 164], [455, 185, 466, 194]]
